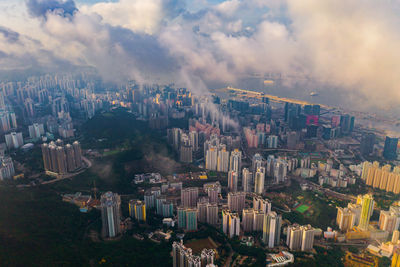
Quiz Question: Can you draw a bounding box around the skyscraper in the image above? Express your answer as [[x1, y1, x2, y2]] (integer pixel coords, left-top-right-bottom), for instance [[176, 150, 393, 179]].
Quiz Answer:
[[358, 194, 374, 230], [383, 136, 398, 160], [41, 140, 82, 175], [205, 146, 218, 171], [301, 225, 315, 251], [242, 168, 253, 192], [222, 209, 240, 238], [228, 170, 238, 192], [5, 132, 23, 149], [181, 187, 199, 208], [254, 167, 265, 195], [286, 224, 302, 250], [227, 191, 246, 213], [129, 199, 146, 222], [360, 133, 375, 156], [100, 192, 121, 238], [262, 211, 282, 248], [180, 133, 193, 163], [28, 123, 45, 140], [336, 207, 356, 231], [206, 203, 218, 225], [253, 196, 272, 214], [229, 149, 242, 174], [217, 145, 229, 172], [242, 209, 254, 232]]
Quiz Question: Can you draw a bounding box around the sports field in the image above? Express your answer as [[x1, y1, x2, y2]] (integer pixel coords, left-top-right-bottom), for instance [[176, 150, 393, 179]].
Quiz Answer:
[[296, 204, 310, 213]]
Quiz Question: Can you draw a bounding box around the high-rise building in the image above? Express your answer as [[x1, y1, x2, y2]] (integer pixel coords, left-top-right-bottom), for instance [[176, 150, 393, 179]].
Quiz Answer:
[[180, 133, 193, 163], [383, 136, 398, 160], [336, 207, 356, 231], [253, 196, 271, 214], [228, 170, 238, 192], [186, 208, 198, 231], [301, 225, 315, 251], [242, 168, 253, 192], [254, 167, 265, 195], [252, 153, 264, 172], [227, 191, 246, 213], [207, 186, 219, 203], [267, 135, 278, 149], [360, 133, 375, 156], [222, 209, 240, 238], [242, 209, 254, 232], [129, 199, 146, 222], [177, 207, 198, 231], [41, 140, 82, 175], [287, 131, 298, 150], [0, 156, 15, 180], [5, 132, 23, 149], [379, 210, 400, 233], [206, 203, 218, 225], [253, 210, 264, 232], [201, 249, 215, 267], [181, 187, 199, 208], [156, 195, 167, 215], [28, 123, 45, 140], [197, 199, 208, 223], [262, 211, 282, 248], [392, 248, 400, 267], [358, 194, 374, 230], [189, 131, 199, 152], [205, 146, 218, 171], [217, 145, 229, 172], [162, 201, 174, 218], [229, 149, 242, 174], [177, 207, 187, 229], [100, 192, 121, 238], [172, 241, 201, 267], [286, 224, 302, 250]]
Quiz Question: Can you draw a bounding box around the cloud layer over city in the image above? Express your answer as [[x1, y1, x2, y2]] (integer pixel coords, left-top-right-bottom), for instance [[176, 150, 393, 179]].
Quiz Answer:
[[0, 0, 400, 110]]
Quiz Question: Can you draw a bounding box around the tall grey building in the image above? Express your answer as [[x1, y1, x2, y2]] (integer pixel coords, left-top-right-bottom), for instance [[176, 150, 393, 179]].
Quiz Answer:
[[100, 192, 121, 238]]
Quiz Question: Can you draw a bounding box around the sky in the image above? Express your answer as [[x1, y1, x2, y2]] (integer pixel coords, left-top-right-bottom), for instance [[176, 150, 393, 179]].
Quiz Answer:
[[0, 0, 400, 113]]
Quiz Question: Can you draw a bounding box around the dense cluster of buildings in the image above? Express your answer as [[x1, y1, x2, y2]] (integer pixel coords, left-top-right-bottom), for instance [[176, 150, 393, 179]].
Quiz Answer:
[[41, 140, 82, 176]]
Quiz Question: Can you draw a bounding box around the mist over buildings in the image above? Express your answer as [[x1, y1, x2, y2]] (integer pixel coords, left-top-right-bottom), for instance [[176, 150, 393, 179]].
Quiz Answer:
[[0, 0, 400, 113]]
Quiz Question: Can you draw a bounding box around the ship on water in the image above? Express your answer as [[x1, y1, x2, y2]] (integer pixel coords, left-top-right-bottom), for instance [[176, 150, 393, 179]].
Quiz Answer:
[[310, 91, 319, 96]]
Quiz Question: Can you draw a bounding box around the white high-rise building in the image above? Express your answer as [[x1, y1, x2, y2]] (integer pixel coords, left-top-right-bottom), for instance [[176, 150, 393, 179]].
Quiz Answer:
[[217, 145, 230, 172], [227, 191, 246, 213], [286, 224, 302, 250], [267, 135, 278, 149], [229, 149, 242, 174], [301, 225, 315, 251], [242, 168, 253, 192], [263, 211, 282, 248], [222, 209, 240, 238], [5, 132, 23, 149], [205, 146, 218, 171], [28, 123, 45, 140], [253, 196, 271, 214], [254, 167, 265, 195]]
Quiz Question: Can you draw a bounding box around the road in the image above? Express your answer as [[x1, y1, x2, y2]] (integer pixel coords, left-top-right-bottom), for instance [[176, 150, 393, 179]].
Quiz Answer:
[[291, 175, 356, 201]]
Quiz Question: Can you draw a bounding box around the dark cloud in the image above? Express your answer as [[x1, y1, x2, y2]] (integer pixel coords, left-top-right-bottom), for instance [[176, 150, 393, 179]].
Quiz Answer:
[[26, 0, 77, 18], [0, 26, 20, 43]]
